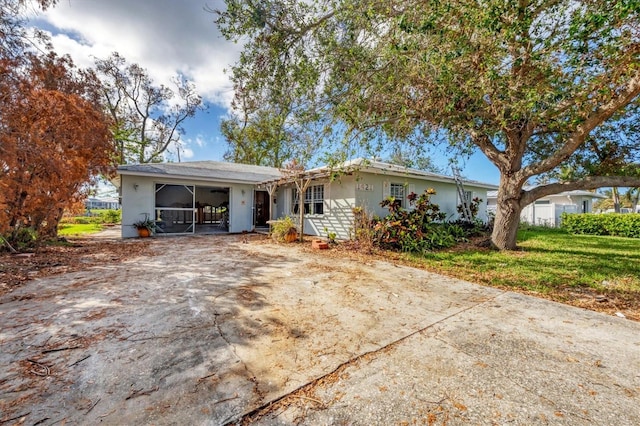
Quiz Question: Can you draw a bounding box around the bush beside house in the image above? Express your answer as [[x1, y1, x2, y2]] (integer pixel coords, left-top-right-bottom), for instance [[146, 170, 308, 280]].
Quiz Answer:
[[353, 189, 486, 253]]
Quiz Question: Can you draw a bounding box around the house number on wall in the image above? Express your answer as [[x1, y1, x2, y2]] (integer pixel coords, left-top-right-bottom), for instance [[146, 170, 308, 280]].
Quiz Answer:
[[356, 183, 374, 191]]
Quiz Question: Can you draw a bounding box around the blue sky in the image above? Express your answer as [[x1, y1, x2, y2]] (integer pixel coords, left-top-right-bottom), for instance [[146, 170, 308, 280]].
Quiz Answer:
[[30, 0, 501, 186]]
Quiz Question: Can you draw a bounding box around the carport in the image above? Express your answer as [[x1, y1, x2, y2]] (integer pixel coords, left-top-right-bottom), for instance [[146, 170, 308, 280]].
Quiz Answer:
[[153, 183, 231, 234], [115, 161, 282, 238]]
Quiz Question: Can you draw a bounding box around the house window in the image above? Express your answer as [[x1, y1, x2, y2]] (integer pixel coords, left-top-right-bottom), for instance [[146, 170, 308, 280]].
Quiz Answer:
[[310, 184, 324, 215], [535, 200, 550, 205], [390, 183, 405, 208], [292, 184, 324, 215]]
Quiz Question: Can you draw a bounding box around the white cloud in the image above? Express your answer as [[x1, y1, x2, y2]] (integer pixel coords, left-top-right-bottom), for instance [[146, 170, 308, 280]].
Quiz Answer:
[[32, 0, 240, 109], [194, 135, 207, 148], [181, 148, 195, 159]]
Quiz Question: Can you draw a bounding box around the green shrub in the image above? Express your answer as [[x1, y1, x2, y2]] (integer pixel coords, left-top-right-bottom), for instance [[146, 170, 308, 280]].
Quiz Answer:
[[323, 227, 337, 243], [271, 216, 298, 242], [456, 196, 483, 220], [60, 210, 120, 225], [370, 189, 474, 253], [561, 213, 640, 238], [100, 209, 121, 224], [59, 216, 101, 225], [1, 227, 38, 251]]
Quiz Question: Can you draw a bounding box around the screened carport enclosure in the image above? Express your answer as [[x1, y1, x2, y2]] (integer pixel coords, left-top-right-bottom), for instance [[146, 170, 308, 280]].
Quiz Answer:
[[154, 184, 229, 234]]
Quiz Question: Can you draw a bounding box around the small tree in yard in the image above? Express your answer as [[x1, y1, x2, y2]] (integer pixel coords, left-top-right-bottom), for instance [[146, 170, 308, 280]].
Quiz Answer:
[[1, 0, 115, 248], [216, 0, 640, 250], [0, 0, 115, 250]]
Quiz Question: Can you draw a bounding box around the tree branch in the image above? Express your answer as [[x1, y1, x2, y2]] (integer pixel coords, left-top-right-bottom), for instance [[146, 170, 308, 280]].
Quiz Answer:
[[524, 71, 640, 178], [470, 130, 506, 170], [521, 175, 640, 206]]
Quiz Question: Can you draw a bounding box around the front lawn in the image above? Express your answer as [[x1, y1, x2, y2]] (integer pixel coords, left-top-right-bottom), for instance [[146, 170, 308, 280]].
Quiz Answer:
[[405, 227, 640, 319], [57, 209, 120, 237], [58, 223, 103, 236]]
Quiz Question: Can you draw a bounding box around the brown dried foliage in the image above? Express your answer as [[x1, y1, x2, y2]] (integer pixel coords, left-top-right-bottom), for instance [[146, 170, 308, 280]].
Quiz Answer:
[[0, 52, 116, 243]]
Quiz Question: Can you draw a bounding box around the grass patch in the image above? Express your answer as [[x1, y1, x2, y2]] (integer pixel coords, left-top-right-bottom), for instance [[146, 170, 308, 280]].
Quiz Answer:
[[58, 223, 103, 236], [407, 227, 640, 298]]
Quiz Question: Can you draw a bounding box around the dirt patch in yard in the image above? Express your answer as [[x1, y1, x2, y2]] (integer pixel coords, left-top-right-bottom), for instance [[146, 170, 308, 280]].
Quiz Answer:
[[0, 239, 151, 297]]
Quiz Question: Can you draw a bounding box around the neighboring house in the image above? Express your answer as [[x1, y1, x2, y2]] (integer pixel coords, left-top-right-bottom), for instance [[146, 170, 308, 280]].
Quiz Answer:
[[487, 188, 607, 227], [85, 197, 120, 210], [115, 159, 497, 239]]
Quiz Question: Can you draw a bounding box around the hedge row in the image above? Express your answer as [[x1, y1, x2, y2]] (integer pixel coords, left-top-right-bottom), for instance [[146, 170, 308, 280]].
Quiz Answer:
[[60, 209, 121, 225], [560, 213, 640, 238]]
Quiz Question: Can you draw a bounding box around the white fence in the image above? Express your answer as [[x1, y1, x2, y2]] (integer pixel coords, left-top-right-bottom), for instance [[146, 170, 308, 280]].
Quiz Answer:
[[487, 204, 579, 227]]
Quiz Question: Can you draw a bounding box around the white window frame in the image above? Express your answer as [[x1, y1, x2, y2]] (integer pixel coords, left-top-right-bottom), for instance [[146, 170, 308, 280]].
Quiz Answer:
[[310, 184, 324, 215], [292, 184, 325, 215], [389, 183, 405, 208]]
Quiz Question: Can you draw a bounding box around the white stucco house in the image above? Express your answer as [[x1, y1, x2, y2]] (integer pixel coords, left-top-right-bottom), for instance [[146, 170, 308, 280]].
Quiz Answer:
[[487, 187, 607, 227], [115, 159, 497, 239], [85, 197, 120, 210], [115, 161, 281, 238]]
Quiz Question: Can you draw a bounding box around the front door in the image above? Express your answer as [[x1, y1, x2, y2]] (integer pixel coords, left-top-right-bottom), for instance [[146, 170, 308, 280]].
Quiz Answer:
[[254, 191, 270, 227]]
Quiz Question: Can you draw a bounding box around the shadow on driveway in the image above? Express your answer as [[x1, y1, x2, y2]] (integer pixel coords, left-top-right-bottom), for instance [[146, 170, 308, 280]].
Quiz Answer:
[[1, 234, 639, 425]]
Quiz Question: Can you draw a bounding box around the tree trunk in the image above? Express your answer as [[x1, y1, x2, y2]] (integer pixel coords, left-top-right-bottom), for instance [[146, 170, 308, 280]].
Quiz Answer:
[[612, 187, 620, 213], [35, 206, 63, 240], [298, 196, 305, 243], [490, 178, 524, 250]]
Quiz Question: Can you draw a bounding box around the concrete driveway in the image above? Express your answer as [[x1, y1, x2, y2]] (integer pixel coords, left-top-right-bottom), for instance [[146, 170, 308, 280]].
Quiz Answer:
[[1, 234, 638, 425]]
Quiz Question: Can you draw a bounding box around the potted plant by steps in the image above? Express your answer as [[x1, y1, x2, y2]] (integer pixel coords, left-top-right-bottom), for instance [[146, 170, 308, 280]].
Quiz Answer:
[[271, 216, 298, 243], [132, 214, 155, 237]]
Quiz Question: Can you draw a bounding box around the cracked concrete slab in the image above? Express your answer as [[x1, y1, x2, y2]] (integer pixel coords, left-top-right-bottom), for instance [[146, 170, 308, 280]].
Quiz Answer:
[[1, 234, 639, 425], [254, 293, 640, 425]]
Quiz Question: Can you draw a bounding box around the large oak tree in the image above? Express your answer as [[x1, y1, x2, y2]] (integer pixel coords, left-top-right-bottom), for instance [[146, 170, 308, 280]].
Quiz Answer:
[[219, 30, 326, 168], [216, 0, 640, 250]]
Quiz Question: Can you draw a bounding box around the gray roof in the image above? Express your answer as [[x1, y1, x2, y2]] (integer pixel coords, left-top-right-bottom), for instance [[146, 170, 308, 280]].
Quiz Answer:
[[266, 158, 498, 189], [117, 161, 282, 184], [348, 159, 498, 189]]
